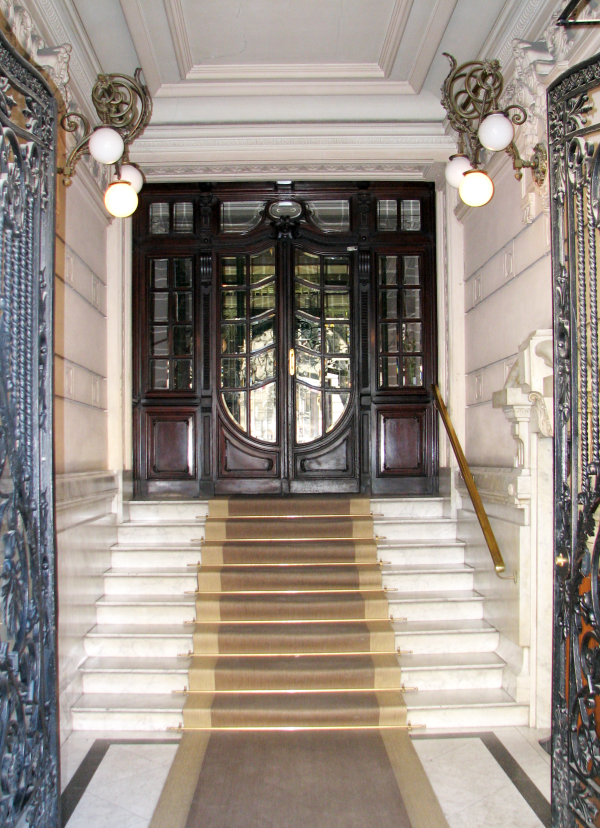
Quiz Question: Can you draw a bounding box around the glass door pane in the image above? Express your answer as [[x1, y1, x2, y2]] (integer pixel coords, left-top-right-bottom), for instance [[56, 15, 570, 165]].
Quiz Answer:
[[219, 247, 277, 442], [293, 250, 352, 443]]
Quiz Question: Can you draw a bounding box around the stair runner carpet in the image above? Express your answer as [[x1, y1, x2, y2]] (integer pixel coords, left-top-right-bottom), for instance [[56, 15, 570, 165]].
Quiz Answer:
[[149, 497, 448, 828]]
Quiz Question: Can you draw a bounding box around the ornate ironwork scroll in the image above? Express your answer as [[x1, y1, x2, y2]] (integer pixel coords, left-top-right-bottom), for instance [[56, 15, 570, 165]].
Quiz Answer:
[[549, 53, 600, 827], [0, 24, 59, 828]]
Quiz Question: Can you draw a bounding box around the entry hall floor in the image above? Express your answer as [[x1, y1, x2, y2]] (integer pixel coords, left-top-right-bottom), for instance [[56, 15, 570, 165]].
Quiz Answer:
[[60, 726, 551, 828]]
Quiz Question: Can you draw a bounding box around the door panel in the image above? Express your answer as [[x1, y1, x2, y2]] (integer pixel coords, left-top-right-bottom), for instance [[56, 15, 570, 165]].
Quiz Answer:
[[132, 183, 438, 498]]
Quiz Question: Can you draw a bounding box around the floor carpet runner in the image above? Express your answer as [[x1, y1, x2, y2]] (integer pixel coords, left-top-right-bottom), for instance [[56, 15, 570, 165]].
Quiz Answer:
[[149, 496, 449, 828]]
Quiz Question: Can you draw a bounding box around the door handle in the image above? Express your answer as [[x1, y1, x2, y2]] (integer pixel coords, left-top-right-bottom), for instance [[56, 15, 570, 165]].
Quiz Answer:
[[289, 348, 295, 376]]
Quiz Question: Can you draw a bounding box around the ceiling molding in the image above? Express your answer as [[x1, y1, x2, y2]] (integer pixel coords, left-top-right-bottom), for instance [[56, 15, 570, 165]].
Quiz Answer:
[[163, 0, 192, 79], [379, 0, 414, 77], [119, 0, 162, 96], [186, 62, 386, 81], [406, 0, 459, 93], [160, 0, 411, 83], [153, 79, 415, 98], [140, 161, 440, 183]]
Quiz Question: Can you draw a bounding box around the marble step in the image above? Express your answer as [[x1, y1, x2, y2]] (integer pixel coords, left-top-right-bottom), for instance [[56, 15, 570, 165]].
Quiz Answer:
[[81, 657, 188, 694], [111, 545, 203, 569], [395, 620, 500, 654], [400, 652, 505, 691], [84, 624, 192, 658], [376, 541, 465, 567], [96, 594, 196, 625], [381, 564, 473, 592], [128, 501, 209, 522], [117, 522, 204, 544], [373, 518, 458, 542], [388, 590, 484, 622], [371, 498, 447, 519], [71, 693, 184, 731], [103, 569, 198, 595], [404, 688, 530, 728]]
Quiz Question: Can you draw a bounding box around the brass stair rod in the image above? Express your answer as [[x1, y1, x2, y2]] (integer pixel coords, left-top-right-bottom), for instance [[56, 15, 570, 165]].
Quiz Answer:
[[431, 384, 513, 579]]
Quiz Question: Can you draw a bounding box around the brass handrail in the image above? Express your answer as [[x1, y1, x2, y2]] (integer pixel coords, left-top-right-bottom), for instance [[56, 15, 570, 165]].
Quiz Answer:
[[431, 384, 509, 578]]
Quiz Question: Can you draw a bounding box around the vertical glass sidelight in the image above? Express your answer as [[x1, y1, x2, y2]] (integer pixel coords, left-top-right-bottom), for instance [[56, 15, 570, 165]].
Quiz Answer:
[[378, 255, 423, 388], [148, 257, 195, 390], [219, 247, 277, 442], [294, 250, 352, 443]]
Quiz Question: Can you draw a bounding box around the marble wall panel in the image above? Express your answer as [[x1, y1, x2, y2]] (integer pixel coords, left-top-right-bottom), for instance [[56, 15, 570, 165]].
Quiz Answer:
[[56, 472, 118, 742], [55, 398, 108, 474], [465, 403, 516, 467]]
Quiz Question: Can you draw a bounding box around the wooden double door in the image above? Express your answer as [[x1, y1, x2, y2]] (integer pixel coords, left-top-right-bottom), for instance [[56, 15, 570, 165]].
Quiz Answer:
[[133, 182, 438, 498]]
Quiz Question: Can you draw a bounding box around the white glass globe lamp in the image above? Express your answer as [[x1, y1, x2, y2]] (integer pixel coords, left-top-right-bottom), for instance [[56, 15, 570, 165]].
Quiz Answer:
[[119, 163, 144, 193], [89, 127, 125, 165], [458, 170, 494, 207], [104, 181, 138, 218], [478, 112, 514, 152], [445, 154, 473, 188]]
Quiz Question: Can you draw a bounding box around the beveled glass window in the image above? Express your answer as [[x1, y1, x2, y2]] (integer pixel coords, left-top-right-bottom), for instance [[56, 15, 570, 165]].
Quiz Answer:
[[294, 250, 352, 443], [219, 247, 277, 442], [149, 202, 195, 235], [377, 255, 423, 388], [378, 200, 398, 231], [148, 257, 195, 390], [221, 201, 266, 233], [306, 201, 350, 232], [401, 200, 421, 231]]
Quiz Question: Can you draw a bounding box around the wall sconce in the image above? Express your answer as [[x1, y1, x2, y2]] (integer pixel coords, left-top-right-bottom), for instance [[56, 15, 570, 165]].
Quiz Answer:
[[59, 69, 152, 217], [441, 54, 547, 207]]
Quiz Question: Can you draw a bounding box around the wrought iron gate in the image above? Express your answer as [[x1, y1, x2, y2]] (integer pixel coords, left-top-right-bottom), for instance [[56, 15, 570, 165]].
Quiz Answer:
[[550, 53, 600, 827], [0, 25, 59, 828]]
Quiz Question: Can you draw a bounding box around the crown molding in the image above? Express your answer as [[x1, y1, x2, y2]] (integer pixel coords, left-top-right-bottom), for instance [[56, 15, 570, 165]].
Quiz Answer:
[[141, 161, 442, 183], [131, 122, 452, 182], [18, 0, 101, 119], [154, 79, 415, 98]]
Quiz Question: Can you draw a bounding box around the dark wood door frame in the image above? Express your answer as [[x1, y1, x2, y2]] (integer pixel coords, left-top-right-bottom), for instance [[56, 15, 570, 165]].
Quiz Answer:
[[132, 181, 438, 498]]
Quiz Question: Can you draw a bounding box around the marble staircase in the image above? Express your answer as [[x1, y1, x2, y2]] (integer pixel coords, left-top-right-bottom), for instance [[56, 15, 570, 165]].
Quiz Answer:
[[71, 497, 529, 730]]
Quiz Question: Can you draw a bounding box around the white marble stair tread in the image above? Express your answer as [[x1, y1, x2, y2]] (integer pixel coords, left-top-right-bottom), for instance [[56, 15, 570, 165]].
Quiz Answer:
[[71, 693, 184, 712], [111, 543, 202, 551], [87, 624, 191, 637], [80, 657, 189, 673], [396, 619, 496, 633], [400, 652, 505, 669], [390, 590, 483, 603], [403, 688, 523, 710], [96, 594, 195, 605]]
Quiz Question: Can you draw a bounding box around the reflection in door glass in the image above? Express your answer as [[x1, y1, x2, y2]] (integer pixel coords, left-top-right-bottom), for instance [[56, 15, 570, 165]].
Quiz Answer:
[[325, 392, 349, 432], [151, 326, 169, 355], [379, 356, 400, 388], [379, 323, 399, 353], [250, 348, 276, 385], [221, 201, 265, 233], [152, 259, 168, 288], [222, 257, 247, 286], [306, 201, 350, 232], [296, 384, 322, 443], [222, 323, 246, 354], [251, 316, 275, 351], [379, 256, 397, 285], [324, 292, 349, 319], [403, 322, 422, 352], [222, 290, 246, 320], [223, 391, 247, 431], [174, 360, 193, 389], [250, 382, 276, 442], [296, 251, 320, 284], [296, 350, 321, 386], [296, 316, 321, 352], [324, 257, 350, 285], [221, 357, 246, 388], [250, 248, 275, 284], [325, 323, 350, 354], [296, 284, 321, 316], [151, 359, 169, 389], [325, 358, 350, 388], [251, 283, 275, 316]]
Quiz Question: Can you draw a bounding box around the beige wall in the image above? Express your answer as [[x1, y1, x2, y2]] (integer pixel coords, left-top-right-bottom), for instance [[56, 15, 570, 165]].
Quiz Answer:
[[461, 163, 552, 468], [54, 159, 119, 741]]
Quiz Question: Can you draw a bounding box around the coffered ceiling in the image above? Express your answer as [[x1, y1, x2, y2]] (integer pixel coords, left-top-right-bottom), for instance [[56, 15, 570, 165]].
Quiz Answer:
[[51, 0, 560, 181]]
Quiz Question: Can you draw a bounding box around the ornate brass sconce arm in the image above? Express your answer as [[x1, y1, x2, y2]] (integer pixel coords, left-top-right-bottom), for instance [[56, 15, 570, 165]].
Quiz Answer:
[[441, 53, 547, 187], [58, 68, 152, 187]]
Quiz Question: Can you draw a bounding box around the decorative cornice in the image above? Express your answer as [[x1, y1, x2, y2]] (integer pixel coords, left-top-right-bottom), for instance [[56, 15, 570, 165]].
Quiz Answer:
[[141, 161, 438, 183]]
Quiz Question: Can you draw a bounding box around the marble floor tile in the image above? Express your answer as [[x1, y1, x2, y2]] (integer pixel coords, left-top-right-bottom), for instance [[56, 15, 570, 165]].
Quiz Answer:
[[66, 791, 149, 828], [447, 781, 544, 828], [492, 728, 551, 799]]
